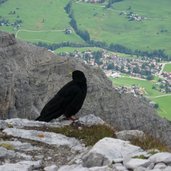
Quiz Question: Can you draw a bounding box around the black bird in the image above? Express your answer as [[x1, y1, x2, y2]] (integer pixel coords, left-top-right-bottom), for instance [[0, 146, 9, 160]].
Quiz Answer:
[[35, 70, 87, 122]]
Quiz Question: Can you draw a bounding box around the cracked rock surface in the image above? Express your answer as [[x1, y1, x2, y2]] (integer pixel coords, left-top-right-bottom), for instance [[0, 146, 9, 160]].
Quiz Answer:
[[0, 115, 171, 171]]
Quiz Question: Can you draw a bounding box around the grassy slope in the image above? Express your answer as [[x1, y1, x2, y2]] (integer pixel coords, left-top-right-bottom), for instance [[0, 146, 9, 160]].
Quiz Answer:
[[111, 76, 163, 97], [151, 95, 171, 120], [163, 63, 171, 72], [110, 76, 171, 120], [55, 47, 103, 53], [1, 0, 171, 54], [73, 0, 171, 55], [0, 0, 84, 43]]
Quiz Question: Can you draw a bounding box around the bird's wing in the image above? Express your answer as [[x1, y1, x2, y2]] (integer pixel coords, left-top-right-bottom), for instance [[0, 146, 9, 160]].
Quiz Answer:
[[64, 88, 84, 118], [40, 81, 80, 116]]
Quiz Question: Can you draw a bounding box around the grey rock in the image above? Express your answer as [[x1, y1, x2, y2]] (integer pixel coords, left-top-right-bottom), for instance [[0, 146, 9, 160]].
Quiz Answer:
[[164, 166, 171, 171], [0, 120, 7, 129], [0, 140, 41, 151], [124, 158, 151, 170], [113, 163, 128, 171], [58, 165, 89, 171], [0, 146, 32, 163], [0, 147, 15, 158], [44, 165, 58, 171], [0, 32, 16, 47], [5, 118, 72, 129], [58, 165, 113, 171], [154, 162, 167, 169], [89, 166, 113, 171], [82, 138, 143, 167], [147, 163, 155, 170], [3, 128, 84, 151], [1, 31, 171, 149], [83, 152, 109, 168], [134, 166, 146, 171], [116, 130, 145, 141], [3, 115, 104, 129], [149, 152, 171, 164], [78, 114, 105, 126], [0, 160, 41, 171]]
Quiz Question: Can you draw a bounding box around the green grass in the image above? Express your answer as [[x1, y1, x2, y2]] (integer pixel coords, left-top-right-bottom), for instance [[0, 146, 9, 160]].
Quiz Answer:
[[0, 143, 15, 150], [16, 30, 84, 44], [54, 47, 104, 53], [163, 63, 171, 72], [73, 0, 171, 55], [110, 76, 171, 120], [52, 125, 115, 146], [110, 76, 163, 97], [24, 124, 170, 151], [151, 95, 171, 120], [131, 135, 170, 152], [0, 0, 84, 43], [1, 0, 171, 55], [25, 124, 115, 146]]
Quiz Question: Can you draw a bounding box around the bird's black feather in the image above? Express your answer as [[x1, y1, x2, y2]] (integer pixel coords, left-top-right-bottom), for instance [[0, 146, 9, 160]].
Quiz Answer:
[[35, 70, 87, 122]]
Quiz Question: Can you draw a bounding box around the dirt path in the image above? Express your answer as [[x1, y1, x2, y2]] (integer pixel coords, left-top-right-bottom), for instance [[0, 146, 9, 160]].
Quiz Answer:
[[15, 29, 65, 38], [150, 93, 171, 99], [158, 62, 171, 76]]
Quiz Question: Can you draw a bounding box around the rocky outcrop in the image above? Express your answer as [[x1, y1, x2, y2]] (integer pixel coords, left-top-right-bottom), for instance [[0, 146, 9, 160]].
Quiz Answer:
[[0, 116, 171, 171], [0, 31, 171, 147], [0, 32, 16, 47], [0, 31, 117, 120], [82, 138, 143, 167], [116, 130, 145, 141]]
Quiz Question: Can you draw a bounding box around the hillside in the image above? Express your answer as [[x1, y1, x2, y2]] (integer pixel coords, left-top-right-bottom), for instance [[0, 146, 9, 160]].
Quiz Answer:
[[1, 0, 170, 118], [73, 0, 171, 55], [0, 0, 171, 57], [1, 31, 171, 149]]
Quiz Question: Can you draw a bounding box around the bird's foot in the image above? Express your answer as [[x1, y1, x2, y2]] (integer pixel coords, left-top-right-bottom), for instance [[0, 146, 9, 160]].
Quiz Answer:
[[61, 115, 78, 122], [67, 115, 78, 122]]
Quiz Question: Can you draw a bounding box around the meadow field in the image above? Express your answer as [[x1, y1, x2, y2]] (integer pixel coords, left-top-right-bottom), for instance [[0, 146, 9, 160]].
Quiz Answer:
[[151, 95, 171, 120], [163, 63, 171, 72], [111, 76, 163, 97], [73, 0, 171, 55], [0, 0, 171, 55], [110, 76, 171, 120], [55, 47, 103, 53], [0, 0, 84, 43]]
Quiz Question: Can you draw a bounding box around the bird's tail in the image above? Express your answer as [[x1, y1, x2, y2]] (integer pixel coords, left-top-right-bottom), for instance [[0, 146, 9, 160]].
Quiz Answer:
[[35, 111, 63, 122], [35, 115, 48, 122]]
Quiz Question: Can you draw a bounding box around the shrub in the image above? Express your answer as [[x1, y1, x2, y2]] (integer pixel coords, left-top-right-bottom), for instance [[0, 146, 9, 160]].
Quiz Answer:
[[130, 134, 170, 152], [26, 124, 116, 146], [0, 143, 15, 150]]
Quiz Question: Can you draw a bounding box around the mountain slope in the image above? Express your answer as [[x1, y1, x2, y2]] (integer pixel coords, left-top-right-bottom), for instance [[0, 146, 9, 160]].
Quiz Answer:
[[0, 31, 171, 147]]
